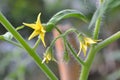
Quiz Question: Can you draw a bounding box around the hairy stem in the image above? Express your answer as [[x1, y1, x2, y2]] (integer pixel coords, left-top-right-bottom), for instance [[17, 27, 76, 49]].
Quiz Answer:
[[33, 37, 41, 50], [95, 31, 120, 52], [93, 17, 101, 39], [66, 41, 85, 66], [79, 47, 97, 80]]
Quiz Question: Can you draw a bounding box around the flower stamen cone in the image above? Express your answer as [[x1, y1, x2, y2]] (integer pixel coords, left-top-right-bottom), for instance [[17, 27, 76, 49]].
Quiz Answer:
[[23, 13, 46, 47]]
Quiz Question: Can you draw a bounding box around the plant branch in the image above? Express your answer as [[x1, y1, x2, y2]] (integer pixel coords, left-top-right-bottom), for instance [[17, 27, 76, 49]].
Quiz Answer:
[[0, 36, 23, 48], [66, 41, 85, 66], [54, 27, 85, 65], [33, 37, 41, 50], [93, 17, 101, 39], [95, 31, 120, 52], [0, 12, 58, 80]]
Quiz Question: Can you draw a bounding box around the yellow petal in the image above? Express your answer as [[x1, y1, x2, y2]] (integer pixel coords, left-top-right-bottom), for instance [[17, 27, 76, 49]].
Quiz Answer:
[[36, 13, 42, 29], [40, 32, 46, 47], [36, 13, 41, 24], [82, 44, 87, 57], [23, 23, 36, 29], [77, 42, 82, 56], [28, 30, 39, 40]]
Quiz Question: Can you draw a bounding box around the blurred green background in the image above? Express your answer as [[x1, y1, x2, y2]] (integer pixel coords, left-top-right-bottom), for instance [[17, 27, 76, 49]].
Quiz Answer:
[[0, 0, 120, 80]]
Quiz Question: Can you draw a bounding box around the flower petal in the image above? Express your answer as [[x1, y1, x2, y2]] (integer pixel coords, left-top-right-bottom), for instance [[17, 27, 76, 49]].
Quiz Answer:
[[23, 23, 36, 29], [77, 42, 82, 56], [36, 13, 42, 29], [28, 30, 39, 40], [40, 32, 46, 47], [82, 44, 87, 57]]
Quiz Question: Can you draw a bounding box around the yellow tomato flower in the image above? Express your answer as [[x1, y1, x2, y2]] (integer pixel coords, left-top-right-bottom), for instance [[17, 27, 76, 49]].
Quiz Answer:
[[42, 47, 55, 63], [77, 35, 99, 57], [23, 13, 46, 47], [42, 52, 52, 63]]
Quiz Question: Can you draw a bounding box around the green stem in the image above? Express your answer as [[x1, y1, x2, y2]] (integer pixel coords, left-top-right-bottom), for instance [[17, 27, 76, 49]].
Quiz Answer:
[[0, 36, 22, 48], [15, 25, 24, 31], [49, 32, 85, 65], [93, 17, 101, 39], [33, 37, 41, 50], [0, 12, 58, 80], [95, 31, 120, 52], [55, 26, 62, 34], [80, 47, 97, 80], [79, 12, 102, 80], [66, 41, 85, 66], [54, 27, 85, 65], [100, 0, 104, 4]]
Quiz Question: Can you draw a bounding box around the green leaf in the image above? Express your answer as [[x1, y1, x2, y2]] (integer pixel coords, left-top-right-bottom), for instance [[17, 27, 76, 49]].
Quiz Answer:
[[46, 9, 88, 32]]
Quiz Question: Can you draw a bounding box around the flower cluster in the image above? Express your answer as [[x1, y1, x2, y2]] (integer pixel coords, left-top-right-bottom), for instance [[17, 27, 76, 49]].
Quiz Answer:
[[23, 13, 100, 63]]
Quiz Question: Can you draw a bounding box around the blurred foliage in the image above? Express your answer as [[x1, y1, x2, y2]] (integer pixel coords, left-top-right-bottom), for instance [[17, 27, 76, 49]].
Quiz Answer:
[[0, 0, 45, 24], [0, 44, 30, 80]]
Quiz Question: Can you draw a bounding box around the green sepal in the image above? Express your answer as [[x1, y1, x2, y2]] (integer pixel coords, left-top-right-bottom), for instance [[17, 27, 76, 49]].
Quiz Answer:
[[43, 23, 55, 32]]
